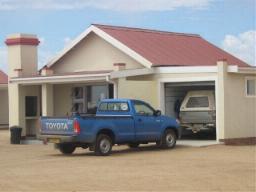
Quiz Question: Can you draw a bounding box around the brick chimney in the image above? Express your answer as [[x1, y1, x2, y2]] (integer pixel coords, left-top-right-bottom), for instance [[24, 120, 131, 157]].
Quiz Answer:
[[5, 34, 40, 78], [113, 63, 126, 71]]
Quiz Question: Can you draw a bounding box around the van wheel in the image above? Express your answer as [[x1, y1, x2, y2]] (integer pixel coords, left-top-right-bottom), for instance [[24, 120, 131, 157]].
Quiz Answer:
[[128, 143, 140, 148], [58, 143, 76, 154], [95, 134, 113, 156], [158, 129, 177, 149]]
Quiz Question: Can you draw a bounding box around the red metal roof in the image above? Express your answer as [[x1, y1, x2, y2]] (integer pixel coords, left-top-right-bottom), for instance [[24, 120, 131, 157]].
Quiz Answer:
[[0, 70, 8, 84], [94, 24, 250, 67]]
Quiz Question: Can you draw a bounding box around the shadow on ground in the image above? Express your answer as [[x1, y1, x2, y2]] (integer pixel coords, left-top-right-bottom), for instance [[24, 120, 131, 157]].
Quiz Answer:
[[49, 144, 189, 157]]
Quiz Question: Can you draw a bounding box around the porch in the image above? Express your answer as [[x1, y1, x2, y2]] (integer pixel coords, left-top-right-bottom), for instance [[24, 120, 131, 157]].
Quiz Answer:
[[9, 71, 117, 138]]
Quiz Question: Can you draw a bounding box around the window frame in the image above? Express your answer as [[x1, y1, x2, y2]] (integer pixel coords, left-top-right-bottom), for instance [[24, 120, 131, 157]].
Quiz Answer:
[[245, 76, 256, 98], [185, 96, 210, 108], [133, 100, 155, 116], [98, 102, 130, 112]]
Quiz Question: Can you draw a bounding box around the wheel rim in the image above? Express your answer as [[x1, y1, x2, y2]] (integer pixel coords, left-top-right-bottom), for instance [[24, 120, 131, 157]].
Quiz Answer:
[[166, 133, 175, 147], [100, 138, 111, 154]]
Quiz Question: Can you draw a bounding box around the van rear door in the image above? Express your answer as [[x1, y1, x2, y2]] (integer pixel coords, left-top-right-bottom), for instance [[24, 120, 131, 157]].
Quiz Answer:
[[180, 95, 215, 124]]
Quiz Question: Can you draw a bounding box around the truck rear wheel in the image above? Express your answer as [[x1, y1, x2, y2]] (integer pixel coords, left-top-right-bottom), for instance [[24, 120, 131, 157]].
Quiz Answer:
[[58, 143, 76, 154], [158, 129, 177, 149], [95, 134, 113, 156]]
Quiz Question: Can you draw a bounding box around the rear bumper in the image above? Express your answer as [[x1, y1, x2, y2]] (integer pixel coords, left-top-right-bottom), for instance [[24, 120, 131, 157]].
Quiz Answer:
[[37, 134, 77, 143]]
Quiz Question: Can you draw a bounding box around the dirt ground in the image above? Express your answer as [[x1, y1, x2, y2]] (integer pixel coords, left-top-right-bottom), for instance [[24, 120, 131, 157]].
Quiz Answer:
[[0, 130, 255, 192]]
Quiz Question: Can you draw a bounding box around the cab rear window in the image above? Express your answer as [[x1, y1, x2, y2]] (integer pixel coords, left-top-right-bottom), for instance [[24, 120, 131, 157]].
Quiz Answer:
[[98, 102, 129, 112], [186, 97, 209, 108]]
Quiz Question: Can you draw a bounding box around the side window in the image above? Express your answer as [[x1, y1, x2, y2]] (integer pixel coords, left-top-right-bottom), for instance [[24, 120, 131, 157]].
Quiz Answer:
[[98, 102, 108, 111], [186, 97, 209, 108], [98, 102, 129, 112], [246, 78, 256, 97], [134, 101, 154, 116]]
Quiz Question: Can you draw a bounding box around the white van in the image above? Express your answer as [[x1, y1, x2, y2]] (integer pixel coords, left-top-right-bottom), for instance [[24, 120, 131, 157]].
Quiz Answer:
[[179, 90, 216, 133]]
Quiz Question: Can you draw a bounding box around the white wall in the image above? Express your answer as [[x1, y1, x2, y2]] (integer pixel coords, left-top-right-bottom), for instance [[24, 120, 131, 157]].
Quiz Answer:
[[52, 32, 143, 73], [0, 89, 9, 125], [224, 73, 256, 139]]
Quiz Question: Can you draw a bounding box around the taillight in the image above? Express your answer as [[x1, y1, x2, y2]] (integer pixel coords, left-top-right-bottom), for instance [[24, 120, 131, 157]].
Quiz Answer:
[[73, 119, 80, 134]]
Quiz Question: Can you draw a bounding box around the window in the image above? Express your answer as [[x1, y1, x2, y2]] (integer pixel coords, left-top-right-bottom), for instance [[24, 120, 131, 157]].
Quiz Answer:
[[186, 96, 209, 108], [73, 103, 84, 114], [134, 101, 154, 116], [87, 85, 108, 111], [73, 87, 84, 99], [72, 87, 85, 113], [246, 78, 256, 97], [99, 102, 108, 111], [71, 84, 113, 113], [25, 96, 37, 117], [98, 102, 129, 112]]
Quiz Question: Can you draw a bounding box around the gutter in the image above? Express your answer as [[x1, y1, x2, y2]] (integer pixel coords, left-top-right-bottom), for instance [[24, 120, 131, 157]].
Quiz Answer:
[[9, 73, 111, 85]]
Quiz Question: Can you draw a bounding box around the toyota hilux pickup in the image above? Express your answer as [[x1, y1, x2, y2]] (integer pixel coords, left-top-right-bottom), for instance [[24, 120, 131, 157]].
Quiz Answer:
[[38, 99, 180, 156]]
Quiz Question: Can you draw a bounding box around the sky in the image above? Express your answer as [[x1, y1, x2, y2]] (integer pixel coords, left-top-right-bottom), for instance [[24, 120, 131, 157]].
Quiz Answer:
[[0, 0, 255, 72]]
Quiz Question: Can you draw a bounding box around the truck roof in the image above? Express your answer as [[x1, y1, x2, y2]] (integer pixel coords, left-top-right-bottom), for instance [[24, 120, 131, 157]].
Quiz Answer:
[[101, 98, 132, 102], [101, 99, 147, 103]]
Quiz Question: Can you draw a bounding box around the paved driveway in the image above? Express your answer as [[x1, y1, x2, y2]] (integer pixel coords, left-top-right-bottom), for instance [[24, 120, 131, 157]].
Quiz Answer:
[[0, 130, 255, 191]]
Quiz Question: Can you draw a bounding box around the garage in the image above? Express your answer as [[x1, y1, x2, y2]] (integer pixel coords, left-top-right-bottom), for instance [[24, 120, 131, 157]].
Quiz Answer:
[[164, 81, 216, 141]]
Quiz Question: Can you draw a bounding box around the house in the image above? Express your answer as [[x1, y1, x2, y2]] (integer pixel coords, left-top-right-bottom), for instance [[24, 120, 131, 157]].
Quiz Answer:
[[5, 24, 256, 144], [0, 70, 9, 128]]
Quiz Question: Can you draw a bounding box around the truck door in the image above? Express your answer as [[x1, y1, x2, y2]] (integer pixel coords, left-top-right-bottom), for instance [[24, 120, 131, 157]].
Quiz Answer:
[[133, 101, 162, 142]]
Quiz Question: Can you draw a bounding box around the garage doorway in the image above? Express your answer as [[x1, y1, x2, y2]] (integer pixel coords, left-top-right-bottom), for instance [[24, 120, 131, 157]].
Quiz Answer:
[[164, 81, 216, 141]]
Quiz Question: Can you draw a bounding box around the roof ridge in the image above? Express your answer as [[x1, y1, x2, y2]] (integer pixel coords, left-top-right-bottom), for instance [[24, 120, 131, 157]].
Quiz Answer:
[[92, 23, 201, 38]]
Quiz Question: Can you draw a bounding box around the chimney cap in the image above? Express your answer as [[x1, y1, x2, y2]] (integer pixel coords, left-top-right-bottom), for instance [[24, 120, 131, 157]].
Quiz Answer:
[[5, 33, 40, 46], [217, 58, 228, 62], [113, 63, 126, 66]]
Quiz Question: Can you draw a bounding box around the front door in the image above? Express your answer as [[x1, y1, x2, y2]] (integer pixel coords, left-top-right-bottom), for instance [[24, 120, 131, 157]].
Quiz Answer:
[[133, 101, 161, 142]]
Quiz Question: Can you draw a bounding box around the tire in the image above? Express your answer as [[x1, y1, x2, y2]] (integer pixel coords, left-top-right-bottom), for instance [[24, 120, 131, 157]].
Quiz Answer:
[[95, 134, 113, 156], [58, 143, 76, 155], [158, 129, 177, 149], [128, 143, 140, 148]]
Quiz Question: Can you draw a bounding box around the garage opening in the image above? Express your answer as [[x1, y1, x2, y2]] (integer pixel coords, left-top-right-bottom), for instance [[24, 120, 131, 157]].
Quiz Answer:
[[164, 81, 216, 140]]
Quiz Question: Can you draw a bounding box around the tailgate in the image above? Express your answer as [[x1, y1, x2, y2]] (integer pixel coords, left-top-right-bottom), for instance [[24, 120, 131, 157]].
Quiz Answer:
[[180, 111, 215, 124], [40, 117, 74, 135]]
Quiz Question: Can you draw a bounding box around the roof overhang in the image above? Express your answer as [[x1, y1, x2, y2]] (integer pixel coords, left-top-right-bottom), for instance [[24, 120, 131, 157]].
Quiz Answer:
[[110, 65, 256, 78], [9, 72, 111, 85], [8, 65, 256, 85], [45, 25, 152, 70], [227, 66, 256, 74]]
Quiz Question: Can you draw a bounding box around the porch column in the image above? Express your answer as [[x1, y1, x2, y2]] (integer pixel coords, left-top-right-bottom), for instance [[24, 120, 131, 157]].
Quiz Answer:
[[8, 84, 25, 132], [217, 59, 228, 140], [42, 84, 54, 116]]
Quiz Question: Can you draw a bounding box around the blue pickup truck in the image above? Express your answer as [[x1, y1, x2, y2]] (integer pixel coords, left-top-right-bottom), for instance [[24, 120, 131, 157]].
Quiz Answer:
[[39, 99, 180, 156]]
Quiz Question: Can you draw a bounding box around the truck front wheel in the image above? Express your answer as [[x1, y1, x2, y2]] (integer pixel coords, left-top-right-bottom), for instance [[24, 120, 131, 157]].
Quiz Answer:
[[58, 143, 76, 155], [158, 129, 177, 149], [95, 134, 113, 156]]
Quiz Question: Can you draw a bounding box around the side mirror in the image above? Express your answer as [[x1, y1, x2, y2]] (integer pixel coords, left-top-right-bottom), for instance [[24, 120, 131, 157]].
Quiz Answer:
[[154, 110, 161, 116]]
